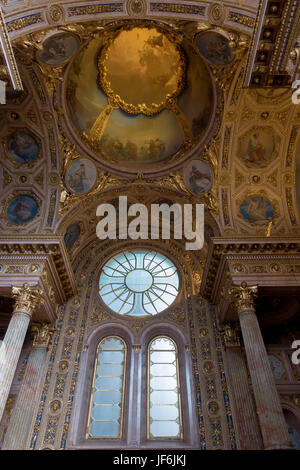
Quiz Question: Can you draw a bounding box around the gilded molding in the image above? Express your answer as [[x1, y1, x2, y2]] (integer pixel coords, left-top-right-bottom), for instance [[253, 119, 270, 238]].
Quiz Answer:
[[6, 13, 43, 33], [285, 187, 297, 226], [149, 3, 205, 15], [228, 11, 255, 29], [286, 125, 298, 167], [67, 4, 123, 16]]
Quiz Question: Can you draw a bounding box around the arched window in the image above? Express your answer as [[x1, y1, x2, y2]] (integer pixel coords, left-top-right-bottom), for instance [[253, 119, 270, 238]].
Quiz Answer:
[[148, 336, 182, 439], [86, 336, 126, 439]]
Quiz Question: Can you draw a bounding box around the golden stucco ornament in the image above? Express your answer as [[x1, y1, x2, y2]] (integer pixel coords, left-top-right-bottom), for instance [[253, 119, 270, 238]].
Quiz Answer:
[[229, 282, 258, 312]]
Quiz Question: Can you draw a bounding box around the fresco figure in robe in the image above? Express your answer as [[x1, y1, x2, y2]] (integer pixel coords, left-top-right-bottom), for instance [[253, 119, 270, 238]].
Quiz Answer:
[[247, 133, 266, 162]]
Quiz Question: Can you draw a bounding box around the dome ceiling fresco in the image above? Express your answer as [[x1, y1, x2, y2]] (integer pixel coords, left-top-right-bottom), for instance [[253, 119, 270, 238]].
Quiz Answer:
[[1, 8, 299, 242], [66, 24, 215, 167]]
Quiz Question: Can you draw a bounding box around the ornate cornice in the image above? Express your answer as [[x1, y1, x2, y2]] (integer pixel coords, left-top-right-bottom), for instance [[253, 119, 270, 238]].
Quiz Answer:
[[2, 2, 257, 41], [229, 282, 258, 312], [201, 237, 300, 304], [244, 0, 300, 87], [12, 282, 44, 315], [0, 6, 23, 90], [0, 236, 77, 302]]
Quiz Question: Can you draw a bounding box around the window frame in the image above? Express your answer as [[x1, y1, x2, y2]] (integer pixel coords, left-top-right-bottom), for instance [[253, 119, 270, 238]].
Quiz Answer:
[[147, 335, 183, 440], [97, 249, 181, 318], [86, 335, 127, 440], [68, 325, 134, 449], [68, 323, 198, 449], [139, 325, 198, 449]]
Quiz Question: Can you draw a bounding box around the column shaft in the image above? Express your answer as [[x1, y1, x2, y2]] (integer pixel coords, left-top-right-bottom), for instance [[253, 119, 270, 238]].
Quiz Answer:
[[2, 345, 47, 449], [226, 347, 263, 449], [0, 283, 44, 424], [0, 310, 31, 422], [239, 308, 291, 449]]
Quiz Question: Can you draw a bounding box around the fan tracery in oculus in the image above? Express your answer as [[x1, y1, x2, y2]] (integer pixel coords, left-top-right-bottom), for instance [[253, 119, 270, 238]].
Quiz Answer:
[[99, 250, 179, 316]]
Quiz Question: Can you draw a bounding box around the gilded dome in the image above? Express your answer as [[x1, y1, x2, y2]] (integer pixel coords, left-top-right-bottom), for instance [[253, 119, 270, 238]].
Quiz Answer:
[[65, 23, 216, 170]]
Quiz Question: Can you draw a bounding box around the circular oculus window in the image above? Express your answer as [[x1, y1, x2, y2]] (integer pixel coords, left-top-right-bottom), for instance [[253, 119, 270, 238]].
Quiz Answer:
[[99, 250, 179, 316]]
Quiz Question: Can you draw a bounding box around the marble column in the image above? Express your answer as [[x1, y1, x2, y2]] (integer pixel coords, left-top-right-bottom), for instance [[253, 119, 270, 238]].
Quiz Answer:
[[221, 322, 263, 450], [2, 322, 54, 449], [230, 282, 291, 450], [0, 283, 44, 423]]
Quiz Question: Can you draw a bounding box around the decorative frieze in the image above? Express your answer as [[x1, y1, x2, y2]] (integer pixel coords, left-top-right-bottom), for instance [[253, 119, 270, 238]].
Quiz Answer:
[[228, 11, 255, 28], [67, 3, 123, 16], [150, 2, 205, 15]]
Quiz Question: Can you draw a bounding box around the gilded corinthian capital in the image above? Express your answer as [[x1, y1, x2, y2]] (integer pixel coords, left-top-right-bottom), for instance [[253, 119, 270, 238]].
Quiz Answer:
[[229, 281, 258, 312], [11, 283, 44, 316], [219, 322, 241, 348], [31, 322, 55, 349]]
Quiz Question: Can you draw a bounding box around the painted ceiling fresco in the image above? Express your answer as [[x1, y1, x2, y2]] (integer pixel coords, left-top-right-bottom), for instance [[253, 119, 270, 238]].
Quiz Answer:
[[66, 25, 215, 167]]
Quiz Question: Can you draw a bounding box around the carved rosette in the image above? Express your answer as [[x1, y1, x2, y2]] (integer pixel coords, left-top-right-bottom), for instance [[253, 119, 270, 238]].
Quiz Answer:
[[11, 283, 44, 316], [229, 282, 258, 312], [31, 322, 55, 348]]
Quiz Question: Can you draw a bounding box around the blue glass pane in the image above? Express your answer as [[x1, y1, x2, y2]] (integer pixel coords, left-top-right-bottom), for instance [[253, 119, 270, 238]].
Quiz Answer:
[[91, 405, 121, 420], [95, 376, 123, 390], [149, 337, 182, 439], [150, 376, 177, 390], [150, 390, 178, 405], [99, 250, 179, 316], [151, 363, 176, 376], [99, 351, 124, 363], [98, 363, 124, 376], [151, 338, 175, 350], [150, 405, 179, 420], [151, 351, 176, 363], [100, 337, 125, 350], [94, 390, 122, 404], [150, 421, 180, 438], [90, 420, 120, 438]]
